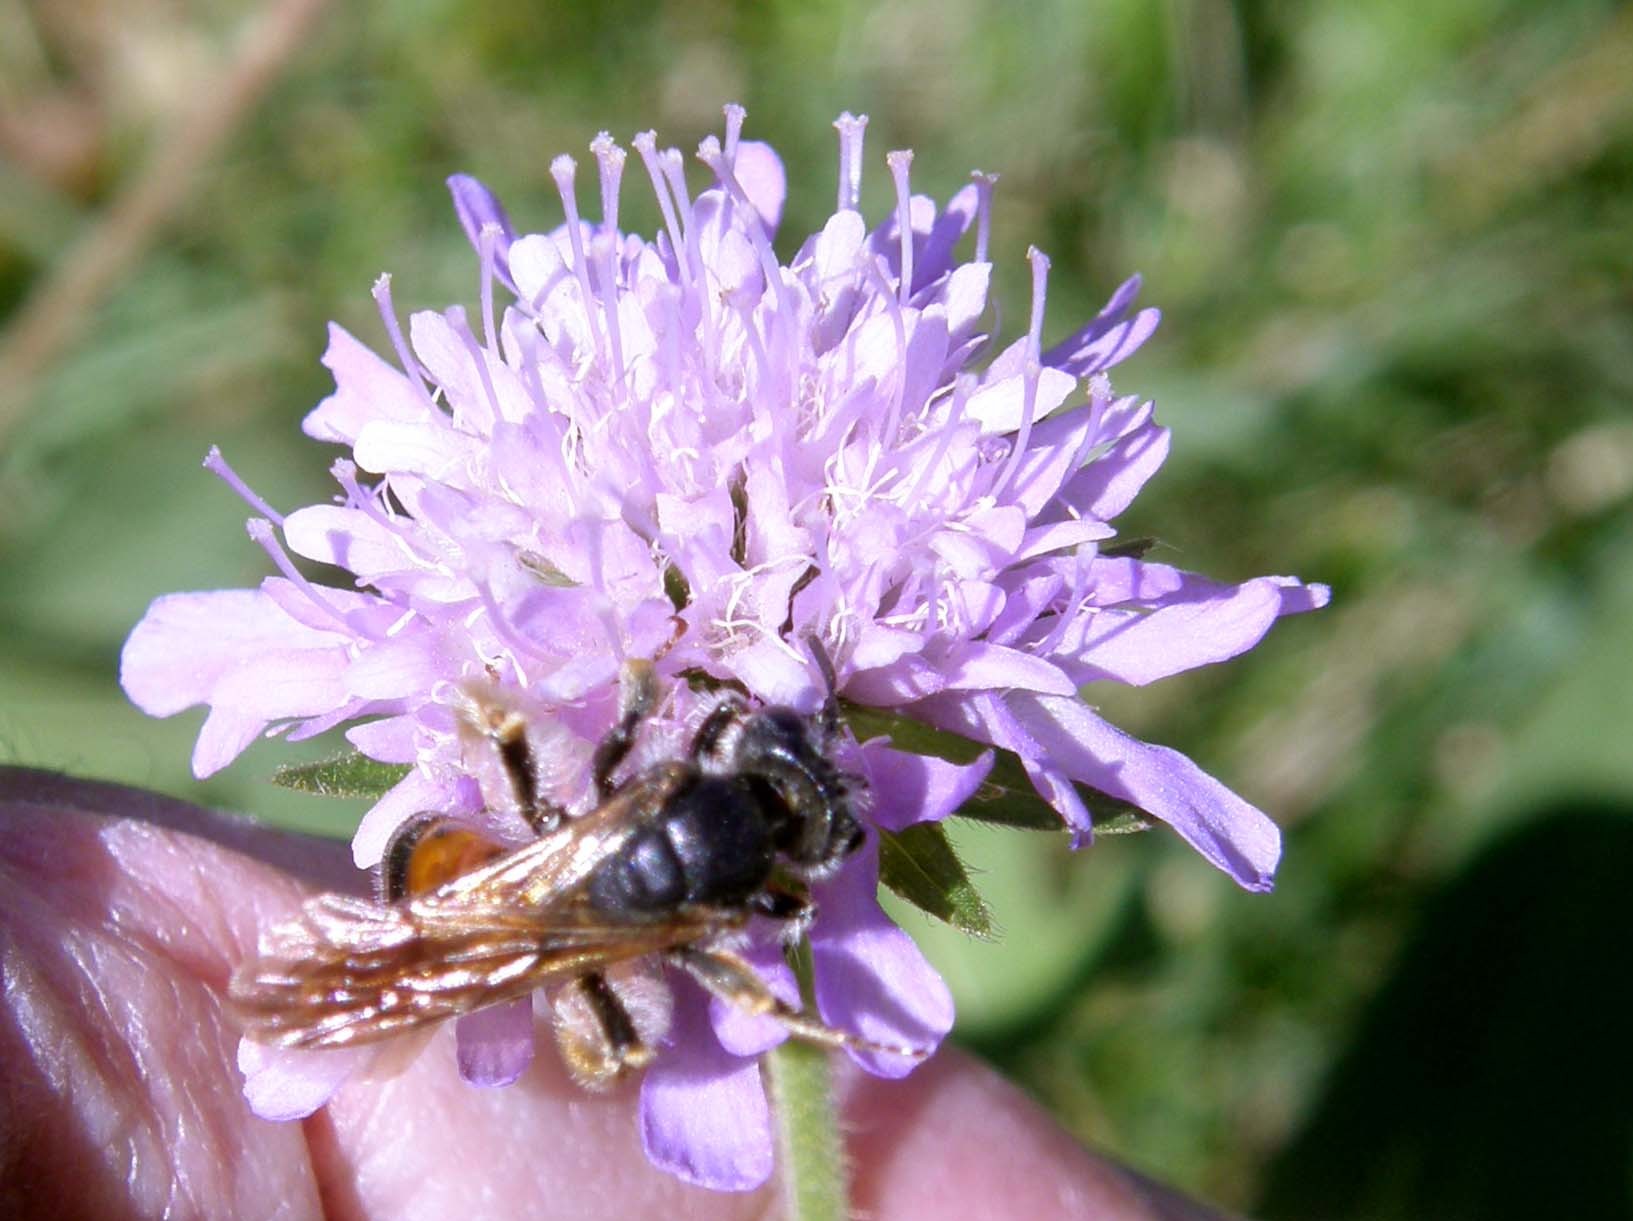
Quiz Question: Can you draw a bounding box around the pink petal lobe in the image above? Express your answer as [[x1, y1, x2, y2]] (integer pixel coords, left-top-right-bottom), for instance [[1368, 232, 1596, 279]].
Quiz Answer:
[[237, 1038, 365, 1121], [191, 706, 265, 779], [455, 998, 535, 1087], [937, 640, 1078, 696], [911, 689, 1281, 889], [1006, 693, 1281, 891], [709, 940, 797, 1057], [1041, 276, 1161, 376], [811, 839, 954, 1077], [1051, 577, 1288, 686], [640, 987, 774, 1192], [1062, 417, 1171, 522], [121, 589, 340, 718], [352, 767, 464, 868], [447, 173, 516, 280], [730, 140, 786, 234], [859, 742, 995, 831], [345, 714, 420, 764], [304, 323, 427, 445]]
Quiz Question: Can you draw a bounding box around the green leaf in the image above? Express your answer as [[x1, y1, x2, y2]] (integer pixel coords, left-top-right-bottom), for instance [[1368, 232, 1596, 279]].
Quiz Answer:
[[843, 703, 991, 764], [271, 752, 411, 800], [877, 822, 998, 939], [959, 751, 1071, 830], [842, 703, 1155, 835]]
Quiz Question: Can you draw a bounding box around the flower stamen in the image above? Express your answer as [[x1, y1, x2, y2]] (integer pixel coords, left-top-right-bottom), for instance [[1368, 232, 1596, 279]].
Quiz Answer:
[[372, 274, 438, 413], [549, 155, 608, 368], [834, 112, 868, 212], [449, 307, 506, 430], [477, 222, 502, 352], [887, 150, 915, 304], [990, 247, 1050, 500], [204, 446, 284, 525], [971, 172, 998, 264], [245, 517, 375, 638]]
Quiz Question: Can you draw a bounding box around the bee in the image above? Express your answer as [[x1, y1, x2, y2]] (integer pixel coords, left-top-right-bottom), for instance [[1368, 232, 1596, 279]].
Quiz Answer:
[[229, 651, 924, 1087]]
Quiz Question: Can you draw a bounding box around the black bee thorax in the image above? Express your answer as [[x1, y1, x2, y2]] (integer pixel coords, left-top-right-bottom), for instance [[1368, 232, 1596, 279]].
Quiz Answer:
[[584, 773, 777, 914]]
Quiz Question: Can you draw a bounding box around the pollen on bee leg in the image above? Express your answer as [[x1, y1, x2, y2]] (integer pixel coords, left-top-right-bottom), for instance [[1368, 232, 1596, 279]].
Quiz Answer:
[[454, 680, 578, 832], [550, 967, 672, 1090]]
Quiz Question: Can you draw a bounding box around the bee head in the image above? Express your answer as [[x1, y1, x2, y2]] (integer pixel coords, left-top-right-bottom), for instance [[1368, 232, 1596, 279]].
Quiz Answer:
[[732, 706, 864, 879]]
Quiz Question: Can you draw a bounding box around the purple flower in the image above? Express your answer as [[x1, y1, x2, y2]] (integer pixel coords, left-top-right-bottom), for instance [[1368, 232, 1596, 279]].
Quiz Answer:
[[122, 105, 1326, 1190]]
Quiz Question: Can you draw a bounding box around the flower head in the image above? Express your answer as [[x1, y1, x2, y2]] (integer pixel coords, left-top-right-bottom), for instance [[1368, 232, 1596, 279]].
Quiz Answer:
[[123, 105, 1326, 1191]]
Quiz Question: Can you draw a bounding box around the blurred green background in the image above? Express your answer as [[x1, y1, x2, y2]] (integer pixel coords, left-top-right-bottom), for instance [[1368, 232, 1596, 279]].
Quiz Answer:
[[3, 0, 1632, 1214]]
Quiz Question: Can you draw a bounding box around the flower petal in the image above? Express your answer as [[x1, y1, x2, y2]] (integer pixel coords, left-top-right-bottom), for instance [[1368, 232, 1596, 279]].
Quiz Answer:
[[1061, 412, 1170, 522], [188, 645, 352, 777], [352, 766, 466, 868], [447, 173, 516, 288], [1041, 275, 1161, 376], [722, 637, 817, 707], [965, 366, 1077, 433], [304, 323, 427, 445], [1008, 693, 1281, 891], [120, 590, 342, 719], [731, 139, 785, 235], [844, 654, 949, 705], [455, 998, 535, 1087], [709, 939, 797, 1057], [811, 838, 954, 1077], [913, 689, 1280, 890], [915, 181, 981, 288], [1013, 518, 1115, 562], [345, 713, 421, 763], [237, 1038, 366, 1122], [1272, 576, 1333, 614], [859, 740, 994, 830], [1046, 577, 1289, 686], [282, 505, 413, 578], [935, 640, 1077, 696], [640, 986, 774, 1192]]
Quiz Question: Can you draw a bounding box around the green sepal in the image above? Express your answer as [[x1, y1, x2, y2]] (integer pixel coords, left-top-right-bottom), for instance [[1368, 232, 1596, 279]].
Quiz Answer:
[[663, 564, 692, 611], [842, 703, 1155, 835], [1099, 535, 1161, 559], [1087, 804, 1156, 835], [517, 550, 578, 586], [271, 751, 411, 800], [877, 821, 998, 940]]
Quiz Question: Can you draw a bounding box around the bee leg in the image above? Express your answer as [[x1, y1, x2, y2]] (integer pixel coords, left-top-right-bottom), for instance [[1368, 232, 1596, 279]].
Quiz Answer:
[[688, 694, 749, 764], [751, 883, 816, 946], [379, 815, 507, 902], [552, 970, 659, 1090], [590, 660, 660, 798], [466, 697, 567, 834], [668, 946, 929, 1063]]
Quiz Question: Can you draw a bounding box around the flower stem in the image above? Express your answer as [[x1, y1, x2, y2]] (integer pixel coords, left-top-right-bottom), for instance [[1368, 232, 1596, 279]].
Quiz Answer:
[[766, 1039, 849, 1221]]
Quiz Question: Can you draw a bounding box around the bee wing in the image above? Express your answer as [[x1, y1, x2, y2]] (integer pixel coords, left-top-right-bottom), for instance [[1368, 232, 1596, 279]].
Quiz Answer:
[[231, 891, 731, 1050], [232, 766, 726, 1051]]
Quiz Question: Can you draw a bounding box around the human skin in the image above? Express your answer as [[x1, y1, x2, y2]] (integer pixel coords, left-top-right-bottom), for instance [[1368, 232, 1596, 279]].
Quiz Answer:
[[0, 768, 1231, 1220]]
